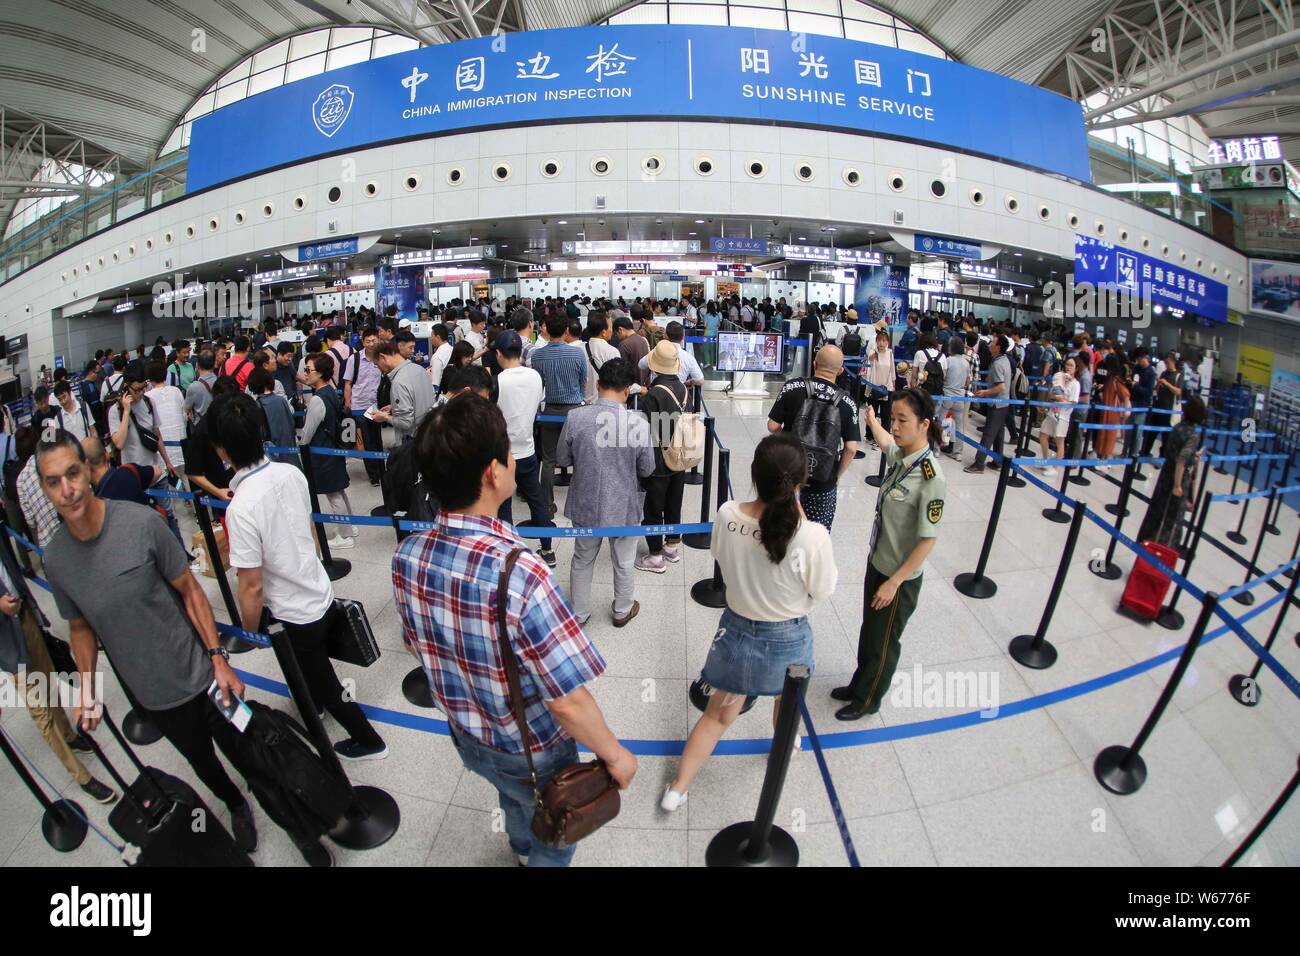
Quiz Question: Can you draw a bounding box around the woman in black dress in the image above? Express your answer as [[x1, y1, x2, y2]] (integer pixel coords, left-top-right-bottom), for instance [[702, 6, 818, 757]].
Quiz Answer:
[[1136, 395, 1206, 547]]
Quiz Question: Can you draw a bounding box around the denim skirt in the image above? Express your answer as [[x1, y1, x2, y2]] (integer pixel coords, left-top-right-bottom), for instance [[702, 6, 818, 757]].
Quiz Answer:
[[701, 608, 815, 697]]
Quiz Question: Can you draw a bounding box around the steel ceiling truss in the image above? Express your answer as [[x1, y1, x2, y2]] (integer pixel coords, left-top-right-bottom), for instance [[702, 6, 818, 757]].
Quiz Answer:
[[1048, 0, 1300, 130], [361, 0, 527, 44], [0, 108, 129, 237]]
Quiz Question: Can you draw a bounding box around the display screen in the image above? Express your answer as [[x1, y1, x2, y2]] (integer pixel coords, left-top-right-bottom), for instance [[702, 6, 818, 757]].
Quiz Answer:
[[717, 332, 784, 373]]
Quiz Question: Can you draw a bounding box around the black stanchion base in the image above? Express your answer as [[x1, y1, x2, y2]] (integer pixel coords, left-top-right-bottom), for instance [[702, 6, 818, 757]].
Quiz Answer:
[[853, 449, 866, 460], [369, 505, 389, 518], [554, 472, 571, 487], [1104, 503, 1130, 518], [329, 785, 401, 850], [1133, 470, 1148, 482], [1041, 507, 1071, 524], [122, 708, 163, 746], [323, 558, 352, 582], [1090, 561, 1123, 581], [1232, 590, 1255, 607], [41, 799, 88, 852], [953, 572, 997, 599], [705, 821, 799, 867], [863, 475, 883, 488], [681, 532, 711, 550], [1094, 745, 1147, 795], [1006, 473, 1027, 489], [689, 677, 756, 715], [1225, 531, 1248, 545], [401, 666, 437, 709], [1264, 524, 1280, 536], [1228, 674, 1260, 707], [690, 578, 727, 608], [1156, 606, 1185, 631], [683, 472, 704, 486], [1067, 474, 1092, 486], [1009, 634, 1058, 670]]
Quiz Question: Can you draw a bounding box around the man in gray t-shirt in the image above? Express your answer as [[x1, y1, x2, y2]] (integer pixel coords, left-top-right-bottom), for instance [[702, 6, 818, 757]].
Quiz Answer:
[[965, 335, 1013, 473], [37, 434, 258, 851]]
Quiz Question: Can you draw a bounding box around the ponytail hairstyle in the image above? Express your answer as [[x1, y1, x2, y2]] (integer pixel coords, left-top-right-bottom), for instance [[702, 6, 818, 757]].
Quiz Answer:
[[892, 386, 943, 450], [751, 432, 809, 564]]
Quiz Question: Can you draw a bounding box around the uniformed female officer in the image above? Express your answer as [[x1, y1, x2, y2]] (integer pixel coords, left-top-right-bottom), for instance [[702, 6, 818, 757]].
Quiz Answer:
[[833, 386, 946, 720]]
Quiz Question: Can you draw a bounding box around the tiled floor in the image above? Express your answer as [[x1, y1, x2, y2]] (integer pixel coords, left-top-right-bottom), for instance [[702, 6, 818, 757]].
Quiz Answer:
[[3, 394, 1298, 867]]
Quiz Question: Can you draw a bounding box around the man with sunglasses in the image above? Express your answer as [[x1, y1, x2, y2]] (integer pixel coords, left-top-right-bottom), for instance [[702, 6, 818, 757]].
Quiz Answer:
[[107, 369, 183, 546]]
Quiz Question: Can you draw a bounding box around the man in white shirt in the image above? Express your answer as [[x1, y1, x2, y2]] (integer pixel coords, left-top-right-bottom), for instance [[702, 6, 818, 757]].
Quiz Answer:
[[206, 392, 387, 868], [323, 326, 352, 390], [47, 381, 93, 442], [494, 331, 555, 566], [145, 361, 188, 474], [428, 323, 454, 392], [463, 312, 488, 364], [580, 313, 622, 404], [100, 355, 127, 404]]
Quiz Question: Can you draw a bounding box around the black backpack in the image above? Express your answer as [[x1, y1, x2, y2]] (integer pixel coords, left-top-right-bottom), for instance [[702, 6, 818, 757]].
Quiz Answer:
[[235, 701, 354, 846], [381, 438, 439, 541], [791, 380, 846, 485], [841, 329, 863, 356], [920, 349, 945, 396]]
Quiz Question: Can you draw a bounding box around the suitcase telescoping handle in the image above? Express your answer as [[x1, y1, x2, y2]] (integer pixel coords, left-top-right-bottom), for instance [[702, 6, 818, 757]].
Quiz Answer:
[[94, 708, 177, 823]]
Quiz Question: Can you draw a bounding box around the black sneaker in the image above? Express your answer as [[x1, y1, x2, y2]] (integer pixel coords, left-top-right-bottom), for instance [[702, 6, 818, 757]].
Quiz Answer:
[[538, 548, 557, 569], [229, 800, 258, 853], [963, 463, 986, 475], [80, 778, 117, 804], [830, 686, 855, 702], [297, 840, 334, 868], [68, 733, 95, 755], [334, 738, 389, 761]]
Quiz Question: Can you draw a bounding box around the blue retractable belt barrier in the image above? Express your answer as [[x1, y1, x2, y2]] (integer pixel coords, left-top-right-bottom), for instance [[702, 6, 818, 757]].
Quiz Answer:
[[1210, 603, 1300, 701], [1219, 557, 1300, 602], [215, 622, 273, 648], [797, 696, 860, 868], [1082, 508, 1205, 602], [4, 525, 44, 557]]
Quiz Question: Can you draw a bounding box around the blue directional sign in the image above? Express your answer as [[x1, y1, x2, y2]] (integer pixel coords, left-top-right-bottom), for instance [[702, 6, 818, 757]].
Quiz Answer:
[[299, 237, 359, 261], [187, 24, 1091, 193], [914, 233, 982, 259], [710, 236, 771, 255], [1074, 235, 1228, 323]]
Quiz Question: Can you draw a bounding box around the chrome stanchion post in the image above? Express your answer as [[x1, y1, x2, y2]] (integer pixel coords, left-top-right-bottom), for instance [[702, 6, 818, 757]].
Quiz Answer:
[[1010, 501, 1085, 669], [705, 665, 808, 867], [1095, 592, 1220, 795]]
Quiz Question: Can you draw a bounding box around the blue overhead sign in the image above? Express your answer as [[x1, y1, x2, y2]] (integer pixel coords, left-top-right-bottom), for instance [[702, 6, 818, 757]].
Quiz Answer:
[[187, 24, 1090, 193], [710, 237, 770, 255], [1074, 235, 1228, 323], [299, 237, 359, 261], [914, 233, 982, 259]]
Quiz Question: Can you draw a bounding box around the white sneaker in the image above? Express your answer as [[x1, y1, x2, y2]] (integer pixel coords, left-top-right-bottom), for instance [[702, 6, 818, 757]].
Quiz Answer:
[[662, 544, 681, 564], [660, 786, 688, 812], [1041, 466, 1059, 478], [327, 535, 355, 550]]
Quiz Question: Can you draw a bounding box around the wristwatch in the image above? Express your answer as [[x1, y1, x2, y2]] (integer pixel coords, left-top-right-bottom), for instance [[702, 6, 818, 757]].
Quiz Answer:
[[207, 646, 230, 661]]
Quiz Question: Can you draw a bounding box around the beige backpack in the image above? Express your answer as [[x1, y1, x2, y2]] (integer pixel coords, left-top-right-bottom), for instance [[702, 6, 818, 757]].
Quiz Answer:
[[654, 385, 706, 472]]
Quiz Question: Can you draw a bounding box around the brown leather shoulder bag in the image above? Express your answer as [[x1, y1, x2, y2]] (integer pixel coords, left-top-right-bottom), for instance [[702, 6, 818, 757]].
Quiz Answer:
[[495, 548, 620, 849]]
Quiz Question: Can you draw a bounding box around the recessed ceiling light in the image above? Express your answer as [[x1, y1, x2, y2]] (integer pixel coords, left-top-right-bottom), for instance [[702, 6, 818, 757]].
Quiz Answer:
[[500, 243, 509, 248], [695, 219, 705, 224], [558, 220, 568, 225], [1013, 252, 1022, 256], [689, 232, 697, 236], [470, 237, 479, 241]]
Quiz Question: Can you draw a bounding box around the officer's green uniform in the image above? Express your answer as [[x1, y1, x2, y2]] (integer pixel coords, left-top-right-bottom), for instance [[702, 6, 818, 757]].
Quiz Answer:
[[845, 443, 946, 710]]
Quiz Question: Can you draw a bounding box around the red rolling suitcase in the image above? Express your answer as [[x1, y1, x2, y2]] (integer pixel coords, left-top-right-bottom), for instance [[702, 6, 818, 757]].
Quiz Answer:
[[85, 709, 253, 867], [1120, 541, 1180, 620]]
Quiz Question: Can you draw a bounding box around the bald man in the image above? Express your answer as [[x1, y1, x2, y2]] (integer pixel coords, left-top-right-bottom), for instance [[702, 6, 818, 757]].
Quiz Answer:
[[82, 435, 157, 509], [766, 344, 861, 530]]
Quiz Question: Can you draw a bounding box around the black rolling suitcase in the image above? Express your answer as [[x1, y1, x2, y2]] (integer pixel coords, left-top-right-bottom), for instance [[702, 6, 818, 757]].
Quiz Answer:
[[85, 709, 253, 867]]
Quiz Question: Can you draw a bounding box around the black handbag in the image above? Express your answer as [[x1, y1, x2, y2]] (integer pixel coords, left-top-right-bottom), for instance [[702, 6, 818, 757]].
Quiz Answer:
[[324, 598, 380, 667]]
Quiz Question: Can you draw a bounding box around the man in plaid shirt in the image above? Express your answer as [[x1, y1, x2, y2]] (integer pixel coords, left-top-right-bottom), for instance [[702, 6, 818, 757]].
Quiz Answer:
[[392, 394, 636, 867]]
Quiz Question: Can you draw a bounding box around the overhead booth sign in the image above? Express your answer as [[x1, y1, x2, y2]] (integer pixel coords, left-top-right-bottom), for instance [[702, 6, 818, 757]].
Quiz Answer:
[[1074, 235, 1229, 324], [187, 24, 1091, 193]]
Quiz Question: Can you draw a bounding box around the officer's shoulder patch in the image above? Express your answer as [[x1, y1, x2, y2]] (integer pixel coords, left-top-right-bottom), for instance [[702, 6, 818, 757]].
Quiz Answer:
[[927, 499, 944, 524], [920, 458, 936, 482]]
